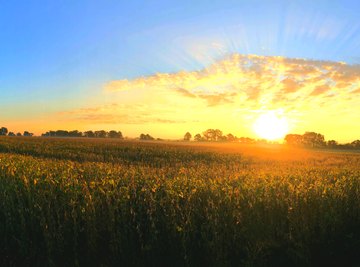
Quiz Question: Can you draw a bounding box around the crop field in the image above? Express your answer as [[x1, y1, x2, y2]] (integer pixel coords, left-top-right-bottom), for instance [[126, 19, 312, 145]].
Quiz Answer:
[[0, 137, 359, 267]]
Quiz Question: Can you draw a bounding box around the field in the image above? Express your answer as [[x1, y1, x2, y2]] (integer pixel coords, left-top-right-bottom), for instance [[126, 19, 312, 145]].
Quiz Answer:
[[0, 137, 359, 267]]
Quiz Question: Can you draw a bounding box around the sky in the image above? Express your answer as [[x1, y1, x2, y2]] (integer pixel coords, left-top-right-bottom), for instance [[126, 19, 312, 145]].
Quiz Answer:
[[1, 0, 360, 142]]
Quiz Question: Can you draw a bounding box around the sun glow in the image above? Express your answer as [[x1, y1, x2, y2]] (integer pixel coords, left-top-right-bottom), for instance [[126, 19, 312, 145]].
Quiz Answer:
[[253, 112, 289, 140]]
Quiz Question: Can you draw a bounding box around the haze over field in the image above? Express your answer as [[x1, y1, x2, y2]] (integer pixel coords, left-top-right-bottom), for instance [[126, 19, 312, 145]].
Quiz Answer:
[[1, 0, 360, 141]]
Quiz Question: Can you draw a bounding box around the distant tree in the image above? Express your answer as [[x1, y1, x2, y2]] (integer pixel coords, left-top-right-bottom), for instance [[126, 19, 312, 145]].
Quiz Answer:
[[16, 132, 22, 137], [202, 129, 212, 141], [184, 132, 192, 141], [285, 132, 325, 147], [23, 131, 33, 137], [327, 140, 338, 148], [202, 129, 223, 141], [54, 130, 69, 137], [140, 133, 154, 140], [69, 130, 82, 137], [214, 129, 223, 141], [285, 134, 303, 146], [0, 127, 8, 136], [108, 130, 123, 139], [238, 137, 255, 144], [84, 131, 95, 138], [194, 133, 202, 141], [351, 140, 360, 148], [226, 133, 235, 142], [95, 130, 107, 138], [8, 132, 15, 137], [302, 132, 325, 147]]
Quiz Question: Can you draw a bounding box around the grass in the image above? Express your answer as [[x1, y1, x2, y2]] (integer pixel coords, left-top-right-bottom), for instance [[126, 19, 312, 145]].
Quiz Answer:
[[0, 137, 359, 266]]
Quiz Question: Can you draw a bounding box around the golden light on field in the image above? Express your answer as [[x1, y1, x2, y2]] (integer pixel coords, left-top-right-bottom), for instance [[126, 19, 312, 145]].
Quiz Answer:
[[253, 112, 289, 140]]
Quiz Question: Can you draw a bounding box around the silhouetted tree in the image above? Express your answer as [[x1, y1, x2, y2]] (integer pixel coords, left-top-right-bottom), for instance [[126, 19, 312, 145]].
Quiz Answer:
[[285, 132, 325, 147], [226, 133, 235, 142], [302, 132, 325, 147], [327, 140, 338, 148], [108, 130, 123, 139], [0, 127, 8, 136], [202, 129, 223, 141], [351, 140, 360, 148], [95, 130, 107, 138], [23, 131, 33, 137], [8, 132, 15, 137], [194, 133, 202, 141], [84, 131, 95, 138], [16, 132, 22, 137], [184, 132, 192, 141], [285, 134, 303, 146], [140, 133, 154, 140], [214, 129, 223, 141], [69, 130, 82, 137]]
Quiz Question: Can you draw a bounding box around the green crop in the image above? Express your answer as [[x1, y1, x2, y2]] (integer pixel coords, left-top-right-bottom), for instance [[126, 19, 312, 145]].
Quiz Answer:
[[0, 137, 359, 266]]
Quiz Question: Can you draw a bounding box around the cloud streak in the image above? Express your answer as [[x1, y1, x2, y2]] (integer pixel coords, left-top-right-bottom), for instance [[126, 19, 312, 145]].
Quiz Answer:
[[104, 54, 360, 106]]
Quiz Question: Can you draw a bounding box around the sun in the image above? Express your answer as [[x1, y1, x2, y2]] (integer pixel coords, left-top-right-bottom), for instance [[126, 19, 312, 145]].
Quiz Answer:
[[253, 112, 289, 140]]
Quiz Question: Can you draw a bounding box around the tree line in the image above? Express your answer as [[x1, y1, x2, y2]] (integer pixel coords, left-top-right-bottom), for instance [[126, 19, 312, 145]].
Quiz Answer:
[[42, 130, 123, 139], [1, 127, 159, 141], [285, 132, 360, 149], [0, 127, 33, 137], [2, 126, 360, 149], [185, 129, 360, 150], [184, 129, 260, 143]]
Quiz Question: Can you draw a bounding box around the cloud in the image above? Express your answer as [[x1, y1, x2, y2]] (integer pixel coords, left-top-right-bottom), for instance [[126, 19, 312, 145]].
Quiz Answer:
[[310, 84, 331, 96], [57, 53, 359, 139], [281, 78, 302, 93], [175, 88, 197, 98], [351, 87, 360, 94], [197, 92, 237, 106], [103, 55, 360, 106], [58, 103, 191, 125]]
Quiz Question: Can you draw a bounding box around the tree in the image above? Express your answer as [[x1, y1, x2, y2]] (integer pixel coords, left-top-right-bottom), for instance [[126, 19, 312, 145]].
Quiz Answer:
[[16, 132, 22, 137], [140, 133, 154, 140], [302, 132, 325, 147], [94, 130, 107, 138], [327, 140, 338, 148], [8, 132, 15, 136], [214, 129, 223, 141], [285, 134, 303, 146], [184, 132, 192, 141], [23, 131, 33, 137], [226, 133, 235, 142], [194, 133, 202, 141], [108, 130, 123, 139], [0, 127, 8, 136], [202, 129, 223, 141], [69, 130, 82, 137], [285, 132, 325, 147], [238, 137, 255, 144], [351, 140, 360, 148], [84, 131, 95, 138]]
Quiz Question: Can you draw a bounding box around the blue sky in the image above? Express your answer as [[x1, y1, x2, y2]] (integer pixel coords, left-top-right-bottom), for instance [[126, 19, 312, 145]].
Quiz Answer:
[[1, 0, 360, 139]]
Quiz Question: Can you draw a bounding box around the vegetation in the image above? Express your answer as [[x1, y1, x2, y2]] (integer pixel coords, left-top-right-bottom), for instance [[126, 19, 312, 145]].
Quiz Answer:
[[2, 125, 360, 150], [0, 136, 359, 266], [285, 132, 360, 150], [42, 130, 123, 139]]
